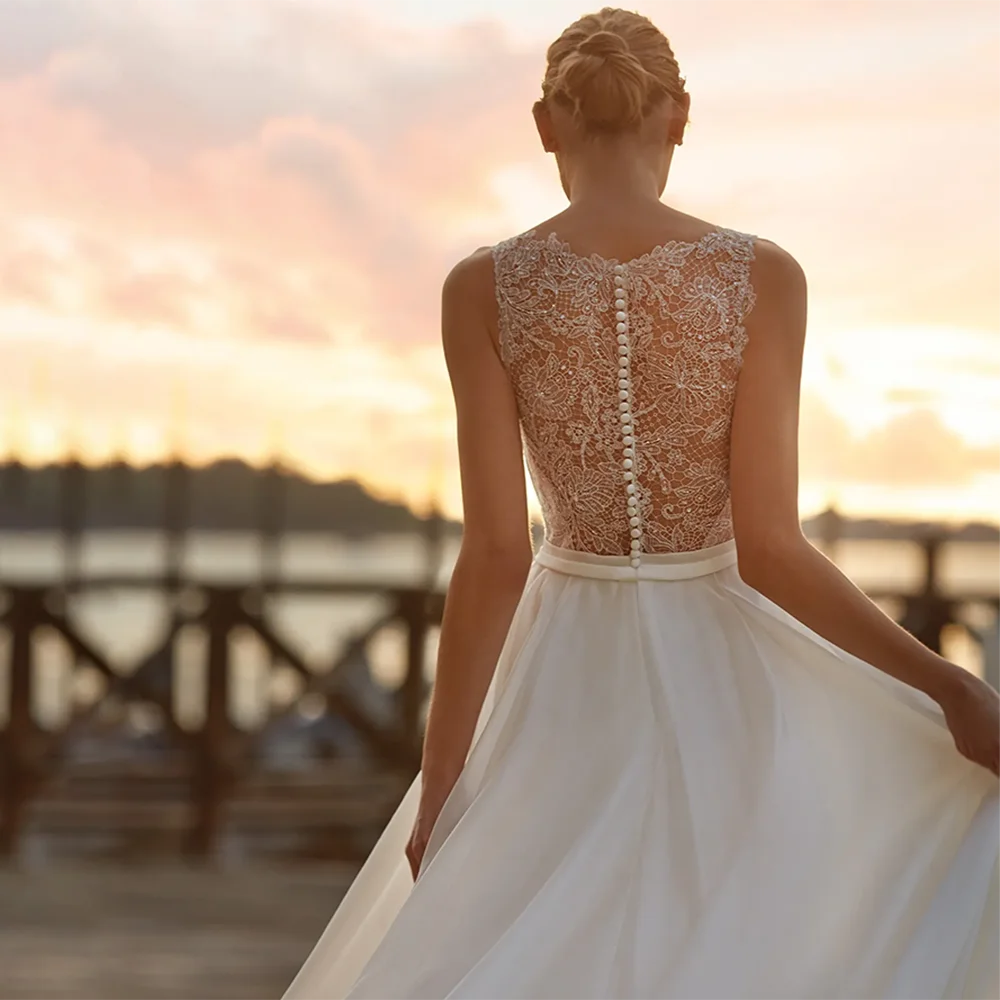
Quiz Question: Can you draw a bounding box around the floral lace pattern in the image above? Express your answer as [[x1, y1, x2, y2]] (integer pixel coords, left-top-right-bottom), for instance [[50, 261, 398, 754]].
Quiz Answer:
[[492, 227, 758, 555]]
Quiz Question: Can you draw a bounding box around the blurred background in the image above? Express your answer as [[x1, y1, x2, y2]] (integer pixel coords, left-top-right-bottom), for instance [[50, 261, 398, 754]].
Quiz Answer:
[[0, 1, 997, 997]]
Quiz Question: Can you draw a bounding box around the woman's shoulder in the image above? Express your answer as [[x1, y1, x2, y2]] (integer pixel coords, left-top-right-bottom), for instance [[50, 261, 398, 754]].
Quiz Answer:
[[746, 236, 806, 291], [741, 236, 808, 352], [443, 245, 496, 297], [440, 247, 501, 347]]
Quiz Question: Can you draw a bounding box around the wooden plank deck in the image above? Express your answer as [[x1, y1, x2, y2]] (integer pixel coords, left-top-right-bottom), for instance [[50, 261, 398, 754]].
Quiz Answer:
[[0, 866, 356, 1000]]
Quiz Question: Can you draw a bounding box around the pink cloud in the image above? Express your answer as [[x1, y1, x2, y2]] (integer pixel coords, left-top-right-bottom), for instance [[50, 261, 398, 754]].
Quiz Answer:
[[0, 244, 58, 307], [0, 0, 997, 520], [0, 8, 541, 353], [96, 270, 196, 330], [799, 398, 997, 488]]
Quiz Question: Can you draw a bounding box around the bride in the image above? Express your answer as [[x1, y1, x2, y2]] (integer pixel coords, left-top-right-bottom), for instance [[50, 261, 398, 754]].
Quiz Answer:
[[285, 7, 999, 998]]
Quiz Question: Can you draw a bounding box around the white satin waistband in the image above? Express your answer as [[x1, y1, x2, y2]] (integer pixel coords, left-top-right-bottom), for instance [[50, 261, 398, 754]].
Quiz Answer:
[[535, 538, 738, 582]]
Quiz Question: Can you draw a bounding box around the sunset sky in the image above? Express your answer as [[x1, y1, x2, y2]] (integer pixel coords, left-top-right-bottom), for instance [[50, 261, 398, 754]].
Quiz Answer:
[[1, 0, 998, 523]]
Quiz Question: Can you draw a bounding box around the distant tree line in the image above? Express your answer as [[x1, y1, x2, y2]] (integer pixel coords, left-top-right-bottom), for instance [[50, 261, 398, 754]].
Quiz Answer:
[[0, 460, 995, 542], [0, 459, 462, 536]]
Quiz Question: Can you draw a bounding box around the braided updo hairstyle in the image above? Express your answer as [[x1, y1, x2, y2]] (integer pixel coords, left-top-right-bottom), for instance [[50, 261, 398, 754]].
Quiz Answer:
[[540, 7, 688, 136]]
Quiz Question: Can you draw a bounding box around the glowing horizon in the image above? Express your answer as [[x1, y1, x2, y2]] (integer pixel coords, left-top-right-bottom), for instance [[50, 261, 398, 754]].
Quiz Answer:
[[1, 1, 998, 524]]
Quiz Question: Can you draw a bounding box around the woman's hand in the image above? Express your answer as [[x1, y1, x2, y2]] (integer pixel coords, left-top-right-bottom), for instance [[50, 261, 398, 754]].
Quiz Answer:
[[937, 670, 1000, 777], [405, 785, 452, 881]]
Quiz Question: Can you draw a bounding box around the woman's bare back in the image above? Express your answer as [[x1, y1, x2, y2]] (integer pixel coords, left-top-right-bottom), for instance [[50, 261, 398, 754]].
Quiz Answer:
[[490, 211, 758, 556]]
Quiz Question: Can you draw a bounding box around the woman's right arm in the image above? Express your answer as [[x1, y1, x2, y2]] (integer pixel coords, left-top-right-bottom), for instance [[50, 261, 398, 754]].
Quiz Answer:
[[729, 239, 999, 777]]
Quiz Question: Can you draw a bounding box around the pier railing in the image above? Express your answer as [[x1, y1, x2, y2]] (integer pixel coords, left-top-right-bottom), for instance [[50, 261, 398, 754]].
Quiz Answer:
[[0, 573, 445, 863], [0, 454, 996, 864]]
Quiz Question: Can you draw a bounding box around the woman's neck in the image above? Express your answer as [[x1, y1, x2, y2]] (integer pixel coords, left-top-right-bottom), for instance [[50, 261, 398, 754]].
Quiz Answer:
[[560, 143, 669, 211]]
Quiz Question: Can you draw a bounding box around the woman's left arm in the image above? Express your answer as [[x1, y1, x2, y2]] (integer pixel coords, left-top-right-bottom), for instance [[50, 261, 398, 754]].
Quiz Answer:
[[407, 248, 533, 877]]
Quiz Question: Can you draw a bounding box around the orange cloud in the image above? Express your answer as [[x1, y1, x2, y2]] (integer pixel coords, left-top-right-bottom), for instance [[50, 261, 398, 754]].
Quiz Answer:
[[800, 398, 997, 488], [0, 0, 997, 522]]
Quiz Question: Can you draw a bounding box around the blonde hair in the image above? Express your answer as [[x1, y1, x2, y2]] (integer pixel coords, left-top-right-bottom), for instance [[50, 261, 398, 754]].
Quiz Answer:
[[540, 7, 687, 135]]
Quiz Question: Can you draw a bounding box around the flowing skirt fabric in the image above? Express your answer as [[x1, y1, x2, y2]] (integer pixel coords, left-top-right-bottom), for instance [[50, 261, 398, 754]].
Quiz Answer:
[[283, 540, 999, 999]]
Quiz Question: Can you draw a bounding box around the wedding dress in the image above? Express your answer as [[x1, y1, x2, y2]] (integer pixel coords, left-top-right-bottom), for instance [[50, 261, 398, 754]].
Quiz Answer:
[[283, 227, 999, 999]]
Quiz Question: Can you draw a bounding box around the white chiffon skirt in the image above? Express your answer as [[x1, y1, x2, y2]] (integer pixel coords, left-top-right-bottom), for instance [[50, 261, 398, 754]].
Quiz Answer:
[[283, 539, 999, 999]]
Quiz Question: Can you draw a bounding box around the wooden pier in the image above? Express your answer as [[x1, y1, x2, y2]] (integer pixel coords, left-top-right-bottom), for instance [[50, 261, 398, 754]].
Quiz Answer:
[[0, 572, 445, 864], [0, 455, 449, 865], [0, 459, 996, 866]]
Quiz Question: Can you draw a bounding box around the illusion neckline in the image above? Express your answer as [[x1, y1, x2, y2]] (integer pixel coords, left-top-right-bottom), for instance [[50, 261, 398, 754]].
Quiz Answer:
[[515, 226, 731, 269]]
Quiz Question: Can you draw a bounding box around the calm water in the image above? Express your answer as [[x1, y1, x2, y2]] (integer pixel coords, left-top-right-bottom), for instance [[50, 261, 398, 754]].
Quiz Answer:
[[0, 531, 996, 729]]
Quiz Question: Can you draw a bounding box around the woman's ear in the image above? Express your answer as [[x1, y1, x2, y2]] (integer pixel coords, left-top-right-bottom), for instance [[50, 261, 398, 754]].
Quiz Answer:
[[672, 92, 691, 146], [532, 100, 559, 153]]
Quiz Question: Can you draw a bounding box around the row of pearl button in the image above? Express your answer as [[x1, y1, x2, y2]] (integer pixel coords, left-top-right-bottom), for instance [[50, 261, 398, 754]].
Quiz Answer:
[[614, 263, 642, 569]]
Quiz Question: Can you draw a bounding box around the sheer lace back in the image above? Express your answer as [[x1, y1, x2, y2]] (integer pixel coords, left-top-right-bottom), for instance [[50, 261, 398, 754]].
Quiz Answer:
[[492, 226, 757, 558]]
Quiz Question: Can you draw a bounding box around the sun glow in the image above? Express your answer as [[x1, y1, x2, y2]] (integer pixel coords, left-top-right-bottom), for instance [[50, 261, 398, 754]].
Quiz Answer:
[[805, 323, 1000, 440], [0, 1, 996, 524]]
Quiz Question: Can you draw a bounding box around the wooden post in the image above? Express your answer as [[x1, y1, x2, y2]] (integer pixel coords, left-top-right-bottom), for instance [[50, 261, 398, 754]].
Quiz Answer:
[[258, 460, 284, 696], [258, 459, 284, 593], [421, 503, 445, 592], [188, 588, 234, 859], [59, 458, 85, 586], [815, 505, 842, 561], [900, 534, 952, 654], [1, 590, 39, 858], [161, 457, 189, 746], [163, 458, 188, 595], [400, 591, 427, 756]]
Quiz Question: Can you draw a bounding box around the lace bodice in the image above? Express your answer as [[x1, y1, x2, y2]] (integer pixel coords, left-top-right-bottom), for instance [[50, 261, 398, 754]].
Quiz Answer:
[[492, 226, 758, 559]]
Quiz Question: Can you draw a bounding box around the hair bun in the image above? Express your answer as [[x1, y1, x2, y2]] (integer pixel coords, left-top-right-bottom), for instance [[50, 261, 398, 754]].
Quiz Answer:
[[576, 29, 630, 58], [552, 29, 650, 132], [542, 9, 687, 136]]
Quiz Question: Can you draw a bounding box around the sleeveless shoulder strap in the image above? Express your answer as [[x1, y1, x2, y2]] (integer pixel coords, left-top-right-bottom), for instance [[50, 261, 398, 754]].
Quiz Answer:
[[701, 229, 758, 364]]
